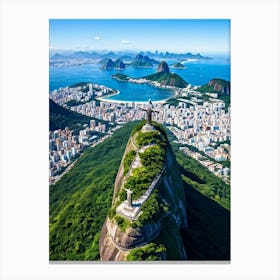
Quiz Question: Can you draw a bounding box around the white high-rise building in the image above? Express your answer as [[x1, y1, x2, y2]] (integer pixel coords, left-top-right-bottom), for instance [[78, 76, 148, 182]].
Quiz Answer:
[[90, 119, 96, 129], [71, 147, 77, 156], [49, 169, 54, 177], [89, 83, 93, 95], [66, 150, 72, 161]]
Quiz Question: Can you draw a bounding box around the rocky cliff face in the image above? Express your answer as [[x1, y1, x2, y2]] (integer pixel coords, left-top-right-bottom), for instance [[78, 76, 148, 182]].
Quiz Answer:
[[208, 79, 230, 94], [99, 218, 162, 260], [135, 53, 144, 62], [131, 53, 159, 67], [104, 58, 114, 69], [99, 122, 188, 261], [101, 58, 125, 70], [114, 59, 126, 70], [157, 61, 170, 73]]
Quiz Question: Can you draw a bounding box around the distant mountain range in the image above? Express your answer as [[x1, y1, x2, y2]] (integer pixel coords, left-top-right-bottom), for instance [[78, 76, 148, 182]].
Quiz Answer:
[[100, 58, 126, 70], [129, 53, 160, 67], [152, 51, 212, 60], [50, 50, 212, 62], [100, 53, 160, 70]]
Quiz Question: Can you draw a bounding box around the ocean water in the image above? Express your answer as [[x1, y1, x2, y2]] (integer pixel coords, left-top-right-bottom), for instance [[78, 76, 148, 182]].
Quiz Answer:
[[49, 58, 230, 102]]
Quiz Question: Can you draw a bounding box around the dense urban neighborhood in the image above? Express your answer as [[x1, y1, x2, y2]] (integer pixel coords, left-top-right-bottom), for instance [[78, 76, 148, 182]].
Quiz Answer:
[[49, 82, 230, 184]]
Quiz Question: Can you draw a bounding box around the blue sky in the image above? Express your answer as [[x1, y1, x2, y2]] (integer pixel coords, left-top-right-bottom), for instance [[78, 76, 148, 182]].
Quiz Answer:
[[49, 19, 230, 55]]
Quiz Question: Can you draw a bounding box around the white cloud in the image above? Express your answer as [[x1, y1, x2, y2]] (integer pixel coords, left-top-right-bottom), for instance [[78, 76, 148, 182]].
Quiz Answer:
[[49, 46, 58, 50], [121, 40, 132, 44], [94, 36, 101, 41]]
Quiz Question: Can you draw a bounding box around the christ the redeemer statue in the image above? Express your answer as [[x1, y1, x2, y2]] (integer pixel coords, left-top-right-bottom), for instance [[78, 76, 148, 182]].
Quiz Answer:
[[124, 188, 133, 208], [140, 99, 159, 124]]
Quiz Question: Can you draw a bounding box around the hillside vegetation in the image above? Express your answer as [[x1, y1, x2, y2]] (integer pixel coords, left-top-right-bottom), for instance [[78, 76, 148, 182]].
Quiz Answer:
[[108, 121, 169, 233], [112, 73, 130, 81], [50, 121, 230, 261], [49, 99, 93, 131], [49, 122, 137, 260], [145, 72, 188, 88]]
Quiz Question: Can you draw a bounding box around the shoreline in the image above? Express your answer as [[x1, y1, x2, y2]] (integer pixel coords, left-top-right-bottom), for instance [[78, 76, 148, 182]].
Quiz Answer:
[[98, 89, 120, 99], [96, 90, 178, 104], [181, 59, 199, 63], [51, 76, 184, 105], [98, 75, 183, 104]]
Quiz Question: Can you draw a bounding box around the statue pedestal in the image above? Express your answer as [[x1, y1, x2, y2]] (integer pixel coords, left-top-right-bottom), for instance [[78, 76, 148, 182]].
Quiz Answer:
[[116, 201, 141, 220], [141, 124, 155, 133]]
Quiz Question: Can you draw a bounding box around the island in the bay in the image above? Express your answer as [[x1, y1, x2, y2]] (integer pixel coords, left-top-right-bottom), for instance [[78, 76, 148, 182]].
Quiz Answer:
[[171, 62, 186, 69], [112, 61, 188, 89]]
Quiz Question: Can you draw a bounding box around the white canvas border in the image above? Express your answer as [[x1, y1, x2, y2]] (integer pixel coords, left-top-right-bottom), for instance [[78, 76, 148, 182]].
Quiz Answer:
[[0, 0, 279, 279]]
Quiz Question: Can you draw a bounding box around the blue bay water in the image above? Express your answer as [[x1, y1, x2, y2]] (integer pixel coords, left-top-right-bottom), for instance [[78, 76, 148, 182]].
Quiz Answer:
[[49, 58, 230, 102]]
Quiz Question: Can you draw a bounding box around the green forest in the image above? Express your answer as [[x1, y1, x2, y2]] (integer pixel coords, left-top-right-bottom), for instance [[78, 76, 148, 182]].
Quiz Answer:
[[49, 121, 230, 261], [126, 243, 167, 261], [109, 122, 168, 232], [49, 121, 137, 260]]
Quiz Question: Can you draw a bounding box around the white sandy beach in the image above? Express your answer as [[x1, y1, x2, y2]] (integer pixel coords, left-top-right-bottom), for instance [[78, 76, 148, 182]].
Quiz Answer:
[[96, 95, 174, 104], [96, 89, 178, 104]]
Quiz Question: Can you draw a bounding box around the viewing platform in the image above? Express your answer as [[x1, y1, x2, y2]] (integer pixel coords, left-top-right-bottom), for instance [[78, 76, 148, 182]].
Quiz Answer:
[[141, 123, 156, 132]]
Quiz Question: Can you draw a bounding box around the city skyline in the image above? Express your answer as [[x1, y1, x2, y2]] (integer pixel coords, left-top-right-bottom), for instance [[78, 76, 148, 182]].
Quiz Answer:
[[49, 19, 230, 55]]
